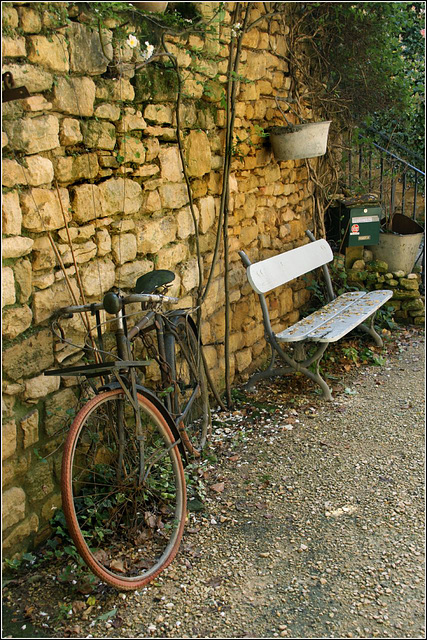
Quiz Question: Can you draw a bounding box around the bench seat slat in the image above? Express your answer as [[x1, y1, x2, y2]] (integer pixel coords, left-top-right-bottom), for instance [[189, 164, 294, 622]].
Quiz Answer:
[[247, 239, 333, 294], [276, 290, 393, 343]]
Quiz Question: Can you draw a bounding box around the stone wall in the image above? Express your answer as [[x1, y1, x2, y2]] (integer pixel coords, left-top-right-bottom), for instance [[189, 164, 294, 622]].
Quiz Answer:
[[2, 1, 318, 559], [347, 252, 425, 325]]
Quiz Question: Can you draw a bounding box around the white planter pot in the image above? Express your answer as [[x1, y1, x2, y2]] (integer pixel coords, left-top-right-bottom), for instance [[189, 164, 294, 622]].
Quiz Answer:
[[130, 2, 168, 12], [270, 121, 331, 161], [370, 232, 423, 274]]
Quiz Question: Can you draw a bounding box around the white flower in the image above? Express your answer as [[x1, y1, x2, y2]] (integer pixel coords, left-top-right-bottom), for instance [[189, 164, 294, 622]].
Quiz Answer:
[[127, 34, 139, 49], [231, 22, 242, 38], [141, 41, 154, 61]]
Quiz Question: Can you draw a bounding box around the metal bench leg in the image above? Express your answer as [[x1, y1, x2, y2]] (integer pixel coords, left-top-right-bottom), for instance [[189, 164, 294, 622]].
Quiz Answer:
[[359, 313, 383, 347], [291, 343, 333, 401], [244, 344, 292, 390], [245, 338, 333, 401]]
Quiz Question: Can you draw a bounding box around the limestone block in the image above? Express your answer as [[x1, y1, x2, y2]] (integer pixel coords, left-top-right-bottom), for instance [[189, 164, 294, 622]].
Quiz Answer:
[[203, 345, 218, 371], [99, 177, 143, 216], [27, 155, 54, 187], [143, 126, 176, 141], [52, 76, 96, 117], [71, 183, 103, 224], [116, 112, 147, 132], [159, 183, 189, 210], [2, 305, 32, 340], [2, 420, 17, 461], [67, 22, 112, 75], [180, 258, 200, 293], [59, 118, 83, 146], [24, 374, 60, 402], [58, 240, 97, 266], [401, 298, 424, 311], [111, 233, 137, 264], [243, 51, 267, 80], [142, 189, 162, 213], [238, 340, 256, 370], [144, 104, 173, 125], [156, 243, 188, 270], [95, 228, 112, 257], [176, 206, 197, 239], [199, 196, 216, 234], [2, 36, 26, 57], [58, 224, 96, 244], [115, 259, 153, 289], [2, 454, 29, 489], [18, 5, 42, 32], [136, 216, 178, 254], [159, 146, 184, 182], [133, 164, 159, 178], [3, 115, 59, 154], [44, 388, 78, 437], [32, 280, 80, 324], [2, 236, 34, 259], [55, 152, 99, 183], [2, 190, 22, 235], [2, 6, 19, 29], [2, 513, 39, 554], [117, 137, 146, 164], [164, 42, 192, 67], [27, 34, 69, 72], [2, 487, 26, 531], [25, 459, 55, 503], [21, 95, 52, 112], [392, 289, 420, 300], [20, 410, 39, 449], [81, 120, 116, 150], [21, 187, 70, 232], [399, 277, 419, 291], [80, 258, 116, 298], [2, 267, 16, 308], [366, 260, 388, 274], [94, 104, 121, 121], [242, 28, 260, 49], [41, 493, 62, 522], [3, 330, 54, 380], [145, 137, 160, 161], [181, 74, 205, 100], [97, 78, 135, 102], [185, 130, 211, 177], [1, 63, 53, 93], [13, 259, 32, 303]]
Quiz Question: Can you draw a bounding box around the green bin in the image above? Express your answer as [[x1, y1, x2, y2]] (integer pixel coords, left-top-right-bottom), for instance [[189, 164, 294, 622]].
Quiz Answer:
[[326, 197, 382, 249]]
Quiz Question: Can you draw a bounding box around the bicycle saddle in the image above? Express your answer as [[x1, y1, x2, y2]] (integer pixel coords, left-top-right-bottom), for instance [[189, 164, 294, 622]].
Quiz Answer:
[[134, 269, 175, 294]]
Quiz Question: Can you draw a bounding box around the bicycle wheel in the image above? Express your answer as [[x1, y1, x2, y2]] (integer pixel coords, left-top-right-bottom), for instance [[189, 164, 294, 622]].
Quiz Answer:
[[165, 316, 211, 457], [61, 388, 186, 591]]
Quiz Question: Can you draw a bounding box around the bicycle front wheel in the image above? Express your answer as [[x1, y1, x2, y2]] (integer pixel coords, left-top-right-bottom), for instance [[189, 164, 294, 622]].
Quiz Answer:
[[165, 316, 211, 456], [61, 388, 186, 590]]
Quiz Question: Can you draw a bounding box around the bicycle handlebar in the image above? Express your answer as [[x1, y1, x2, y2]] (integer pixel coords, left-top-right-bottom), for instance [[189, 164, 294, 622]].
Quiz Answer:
[[55, 292, 179, 318]]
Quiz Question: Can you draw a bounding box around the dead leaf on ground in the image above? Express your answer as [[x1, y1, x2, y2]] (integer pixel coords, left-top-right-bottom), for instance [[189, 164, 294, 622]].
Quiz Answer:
[[110, 559, 126, 573], [210, 482, 225, 493], [72, 600, 86, 614]]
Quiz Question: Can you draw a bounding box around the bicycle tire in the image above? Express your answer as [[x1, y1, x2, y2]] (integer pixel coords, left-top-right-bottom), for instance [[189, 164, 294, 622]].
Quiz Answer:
[[61, 388, 186, 591], [165, 316, 211, 457]]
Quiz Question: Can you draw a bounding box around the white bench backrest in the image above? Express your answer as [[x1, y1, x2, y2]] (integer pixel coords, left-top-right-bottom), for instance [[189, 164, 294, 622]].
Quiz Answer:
[[246, 239, 333, 294]]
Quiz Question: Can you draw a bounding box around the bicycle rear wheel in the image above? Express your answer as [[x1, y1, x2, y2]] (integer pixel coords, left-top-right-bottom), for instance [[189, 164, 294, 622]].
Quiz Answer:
[[61, 388, 186, 591], [165, 316, 211, 457]]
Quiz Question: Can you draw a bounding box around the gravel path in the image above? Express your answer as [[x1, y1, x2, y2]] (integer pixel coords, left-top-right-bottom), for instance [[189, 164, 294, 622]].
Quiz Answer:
[[3, 329, 425, 639]]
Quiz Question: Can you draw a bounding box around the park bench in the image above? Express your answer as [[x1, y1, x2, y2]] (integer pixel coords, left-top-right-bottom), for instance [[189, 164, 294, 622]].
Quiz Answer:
[[239, 230, 393, 400]]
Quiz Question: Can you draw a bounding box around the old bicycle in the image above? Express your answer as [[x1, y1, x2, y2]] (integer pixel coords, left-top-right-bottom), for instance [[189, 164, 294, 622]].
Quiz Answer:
[[45, 270, 210, 590]]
